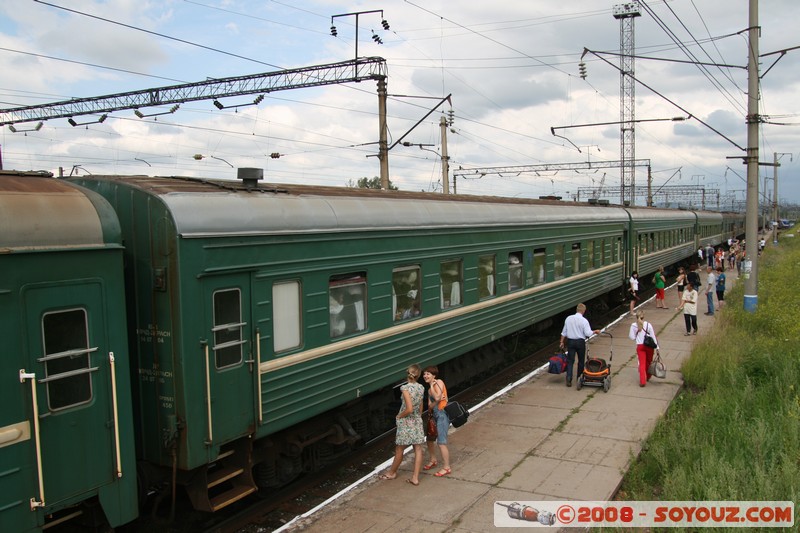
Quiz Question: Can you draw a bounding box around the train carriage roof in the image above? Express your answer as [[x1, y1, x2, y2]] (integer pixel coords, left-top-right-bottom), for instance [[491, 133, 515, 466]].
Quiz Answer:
[[80, 175, 634, 237], [623, 206, 697, 222], [0, 172, 121, 251]]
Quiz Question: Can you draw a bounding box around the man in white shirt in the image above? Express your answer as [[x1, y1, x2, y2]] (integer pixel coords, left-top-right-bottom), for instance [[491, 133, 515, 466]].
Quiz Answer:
[[559, 303, 601, 387], [704, 266, 716, 316]]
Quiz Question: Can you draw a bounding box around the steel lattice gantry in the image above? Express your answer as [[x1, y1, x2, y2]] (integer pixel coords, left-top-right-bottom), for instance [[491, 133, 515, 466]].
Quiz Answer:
[[576, 184, 723, 210], [453, 159, 651, 201], [0, 57, 388, 125]]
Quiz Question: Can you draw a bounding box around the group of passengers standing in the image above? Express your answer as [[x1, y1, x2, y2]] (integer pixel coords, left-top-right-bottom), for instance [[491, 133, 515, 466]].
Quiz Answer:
[[379, 364, 452, 486]]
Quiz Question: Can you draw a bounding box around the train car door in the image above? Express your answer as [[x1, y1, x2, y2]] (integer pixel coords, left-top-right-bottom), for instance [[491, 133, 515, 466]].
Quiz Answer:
[[21, 281, 118, 513], [203, 275, 255, 446]]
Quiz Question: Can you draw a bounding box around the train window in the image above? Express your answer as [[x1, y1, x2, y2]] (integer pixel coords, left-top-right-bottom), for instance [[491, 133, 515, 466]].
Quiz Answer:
[[650, 233, 655, 252], [440, 260, 463, 309], [571, 243, 581, 274], [273, 281, 302, 352], [553, 245, 565, 279], [587, 241, 595, 270], [213, 289, 245, 369], [508, 252, 523, 291], [614, 238, 621, 263], [600, 239, 607, 266], [533, 248, 546, 285], [393, 266, 421, 321], [330, 273, 367, 337], [41, 308, 94, 411], [478, 255, 496, 299]]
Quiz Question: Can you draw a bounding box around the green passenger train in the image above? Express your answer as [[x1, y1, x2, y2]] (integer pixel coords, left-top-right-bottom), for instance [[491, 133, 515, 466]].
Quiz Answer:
[[0, 170, 743, 530]]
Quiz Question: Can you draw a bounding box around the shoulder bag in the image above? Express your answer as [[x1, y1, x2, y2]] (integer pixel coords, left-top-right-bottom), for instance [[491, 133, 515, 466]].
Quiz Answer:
[[642, 322, 658, 349]]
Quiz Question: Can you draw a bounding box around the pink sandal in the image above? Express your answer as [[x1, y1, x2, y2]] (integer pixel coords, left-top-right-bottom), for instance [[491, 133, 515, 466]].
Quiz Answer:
[[423, 461, 437, 471], [434, 468, 451, 477]]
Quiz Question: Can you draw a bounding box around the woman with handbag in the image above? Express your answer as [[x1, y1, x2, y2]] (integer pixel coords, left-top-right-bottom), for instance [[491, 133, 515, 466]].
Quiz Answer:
[[379, 364, 425, 485], [628, 310, 659, 387], [422, 366, 452, 477]]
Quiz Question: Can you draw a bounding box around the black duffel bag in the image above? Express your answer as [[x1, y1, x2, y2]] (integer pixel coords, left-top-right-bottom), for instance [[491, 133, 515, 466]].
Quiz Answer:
[[443, 401, 470, 428]]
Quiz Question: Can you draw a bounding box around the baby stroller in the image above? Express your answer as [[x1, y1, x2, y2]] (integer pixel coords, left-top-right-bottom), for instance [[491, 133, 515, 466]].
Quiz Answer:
[[577, 332, 613, 392]]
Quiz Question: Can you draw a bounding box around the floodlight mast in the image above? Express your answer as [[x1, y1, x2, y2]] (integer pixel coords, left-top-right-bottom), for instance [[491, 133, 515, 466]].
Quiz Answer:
[[613, 2, 641, 206]]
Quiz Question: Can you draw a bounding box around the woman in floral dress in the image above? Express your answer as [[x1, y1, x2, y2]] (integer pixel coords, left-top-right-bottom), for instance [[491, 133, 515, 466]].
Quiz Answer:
[[379, 364, 425, 485]]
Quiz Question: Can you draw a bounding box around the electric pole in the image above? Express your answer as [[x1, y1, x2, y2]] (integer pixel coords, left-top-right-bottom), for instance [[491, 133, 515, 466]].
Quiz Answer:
[[440, 116, 450, 194], [743, 0, 759, 312]]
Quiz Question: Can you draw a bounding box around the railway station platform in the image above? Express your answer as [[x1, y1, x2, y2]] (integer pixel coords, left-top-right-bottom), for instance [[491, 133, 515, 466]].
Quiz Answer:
[[278, 271, 738, 533]]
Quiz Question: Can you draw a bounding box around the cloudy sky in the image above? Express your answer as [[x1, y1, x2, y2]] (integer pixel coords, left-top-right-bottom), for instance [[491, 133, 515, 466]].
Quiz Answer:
[[1, 0, 799, 208]]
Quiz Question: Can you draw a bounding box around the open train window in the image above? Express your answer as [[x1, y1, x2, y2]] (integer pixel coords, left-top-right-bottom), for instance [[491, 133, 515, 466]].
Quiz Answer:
[[571, 243, 581, 275], [478, 255, 496, 299], [40, 308, 95, 411], [393, 266, 421, 321], [533, 248, 546, 285], [587, 241, 595, 270], [554, 245, 565, 279], [273, 280, 302, 352], [440, 260, 463, 309], [213, 288, 245, 369], [508, 252, 523, 291], [330, 273, 367, 338]]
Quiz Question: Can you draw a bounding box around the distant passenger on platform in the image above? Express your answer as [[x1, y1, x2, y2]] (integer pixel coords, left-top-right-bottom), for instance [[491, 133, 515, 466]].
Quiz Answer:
[[422, 366, 452, 478], [677, 281, 698, 335], [697, 246, 704, 262], [559, 303, 601, 388], [686, 264, 701, 291], [629, 310, 659, 387], [705, 244, 715, 268], [628, 271, 639, 314], [715, 266, 726, 311], [380, 364, 425, 485], [653, 266, 667, 309], [676, 266, 687, 295], [704, 266, 716, 316]]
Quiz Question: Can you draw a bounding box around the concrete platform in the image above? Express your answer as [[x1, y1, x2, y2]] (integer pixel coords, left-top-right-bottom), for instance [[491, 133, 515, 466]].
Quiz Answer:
[[279, 271, 735, 533]]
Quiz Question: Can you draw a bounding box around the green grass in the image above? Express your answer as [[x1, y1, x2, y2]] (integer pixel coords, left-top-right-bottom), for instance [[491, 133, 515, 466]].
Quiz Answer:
[[618, 236, 800, 529]]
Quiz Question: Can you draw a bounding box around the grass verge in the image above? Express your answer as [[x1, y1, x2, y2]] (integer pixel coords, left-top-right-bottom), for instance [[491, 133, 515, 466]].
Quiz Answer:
[[618, 236, 800, 525]]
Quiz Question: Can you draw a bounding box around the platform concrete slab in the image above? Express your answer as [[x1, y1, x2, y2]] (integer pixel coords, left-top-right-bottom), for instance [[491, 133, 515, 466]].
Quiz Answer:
[[500, 454, 621, 501], [533, 432, 640, 470], [450, 448, 528, 484], [562, 400, 666, 441], [294, 506, 406, 533], [505, 382, 594, 409], [457, 486, 560, 533], [487, 402, 572, 431], [449, 418, 550, 454]]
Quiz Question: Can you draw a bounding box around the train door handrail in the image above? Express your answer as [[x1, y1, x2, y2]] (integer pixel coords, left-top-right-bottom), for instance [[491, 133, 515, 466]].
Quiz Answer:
[[19, 369, 45, 510], [256, 330, 263, 425], [202, 342, 213, 445], [108, 352, 123, 478]]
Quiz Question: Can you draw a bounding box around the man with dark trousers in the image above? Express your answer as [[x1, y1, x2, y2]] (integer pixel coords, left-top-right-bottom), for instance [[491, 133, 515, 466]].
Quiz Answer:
[[559, 303, 601, 387]]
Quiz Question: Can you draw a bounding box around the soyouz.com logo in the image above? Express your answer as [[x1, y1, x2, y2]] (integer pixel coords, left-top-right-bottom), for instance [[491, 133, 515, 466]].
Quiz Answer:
[[494, 501, 794, 528]]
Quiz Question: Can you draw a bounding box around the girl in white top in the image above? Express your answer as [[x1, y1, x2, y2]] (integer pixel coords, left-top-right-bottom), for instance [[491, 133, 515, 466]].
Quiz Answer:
[[628, 271, 639, 314], [677, 282, 699, 335]]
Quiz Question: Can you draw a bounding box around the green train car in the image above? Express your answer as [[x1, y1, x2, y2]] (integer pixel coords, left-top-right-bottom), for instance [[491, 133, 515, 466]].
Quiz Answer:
[[68, 171, 738, 514], [2, 168, 740, 530], [0, 172, 137, 531]]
